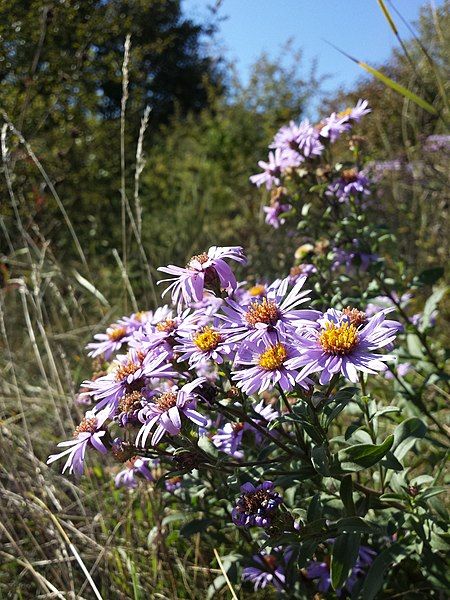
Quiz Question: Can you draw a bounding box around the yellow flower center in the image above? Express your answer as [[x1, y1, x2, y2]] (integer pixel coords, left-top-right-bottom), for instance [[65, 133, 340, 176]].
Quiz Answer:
[[193, 326, 222, 352], [188, 252, 209, 269], [115, 360, 140, 381], [156, 392, 178, 411], [248, 284, 266, 297], [337, 106, 352, 119], [245, 298, 279, 327], [258, 343, 288, 370], [319, 321, 359, 355], [73, 417, 97, 437], [108, 326, 127, 341], [156, 318, 177, 333]]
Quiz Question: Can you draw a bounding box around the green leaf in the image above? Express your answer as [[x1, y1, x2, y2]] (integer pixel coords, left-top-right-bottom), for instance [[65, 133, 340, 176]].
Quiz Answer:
[[335, 517, 373, 534], [331, 533, 361, 590], [417, 267, 445, 286], [361, 544, 406, 600], [358, 61, 438, 115], [311, 445, 331, 476], [337, 435, 394, 472], [421, 286, 447, 330], [307, 494, 323, 522], [197, 435, 219, 459], [393, 418, 427, 461], [339, 475, 355, 516], [180, 518, 214, 538]]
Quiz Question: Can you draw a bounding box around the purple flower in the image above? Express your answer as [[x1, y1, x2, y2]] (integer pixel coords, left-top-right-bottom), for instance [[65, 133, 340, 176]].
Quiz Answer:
[[158, 246, 246, 307], [263, 200, 292, 228], [347, 98, 371, 122], [174, 323, 233, 368], [289, 263, 317, 284], [326, 168, 371, 203], [385, 361, 412, 380], [213, 421, 246, 459], [243, 552, 286, 591], [249, 148, 292, 190], [232, 481, 282, 527], [221, 276, 319, 343], [86, 323, 132, 360], [286, 308, 400, 385], [47, 407, 109, 477], [136, 378, 207, 446], [424, 134, 450, 152], [86, 348, 177, 416], [305, 544, 375, 595], [271, 119, 324, 160], [305, 561, 331, 592], [331, 244, 377, 273], [232, 335, 311, 395], [165, 476, 182, 492], [320, 113, 351, 142], [115, 456, 154, 489]]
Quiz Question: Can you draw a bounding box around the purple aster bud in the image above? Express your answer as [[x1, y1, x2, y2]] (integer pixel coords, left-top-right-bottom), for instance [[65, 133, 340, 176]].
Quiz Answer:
[[232, 481, 283, 528]]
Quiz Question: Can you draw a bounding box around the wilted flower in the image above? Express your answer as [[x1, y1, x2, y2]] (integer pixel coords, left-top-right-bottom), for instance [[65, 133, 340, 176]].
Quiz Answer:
[[115, 456, 154, 489], [232, 481, 283, 527], [158, 246, 246, 307]]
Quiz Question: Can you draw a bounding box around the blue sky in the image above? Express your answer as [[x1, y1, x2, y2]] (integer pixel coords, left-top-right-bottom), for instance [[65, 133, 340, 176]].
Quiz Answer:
[[183, 0, 440, 95]]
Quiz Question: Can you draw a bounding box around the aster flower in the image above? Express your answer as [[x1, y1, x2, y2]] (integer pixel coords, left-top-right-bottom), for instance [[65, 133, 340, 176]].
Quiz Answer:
[[115, 456, 154, 489], [331, 244, 377, 273], [232, 335, 311, 395], [47, 407, 110, 477], [243, 552, 286, 591], [320, 112, 351, 142], [424, 134, 450, 152], [212, 421, 246, 459], [86, 348, 177, 415], [136, 378, 207, 446], [165, 476, 182, 492], [263, 200, 292, 228], [289, 264, 317, 284], [286, 308, 400, 385], [347, 98, 371, 122], [86, 322, 132, 360], [326, 168, 370, 203], [174, 323, 233, 368], [221, 276, 319, 343], [305, 543, 375, 595], [158, 246, 246, 307], [232, 481, 282, 528], [249, 148, 292, 190]]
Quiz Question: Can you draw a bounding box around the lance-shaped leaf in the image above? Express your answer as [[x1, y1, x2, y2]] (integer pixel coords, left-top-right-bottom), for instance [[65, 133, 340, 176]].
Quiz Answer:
[[337, 435, 394, 472], [331, 532, 361, 590]]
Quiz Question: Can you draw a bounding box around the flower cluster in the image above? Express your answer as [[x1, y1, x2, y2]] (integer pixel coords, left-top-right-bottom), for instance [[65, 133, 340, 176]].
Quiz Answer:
[[45, 99, 443, 599]]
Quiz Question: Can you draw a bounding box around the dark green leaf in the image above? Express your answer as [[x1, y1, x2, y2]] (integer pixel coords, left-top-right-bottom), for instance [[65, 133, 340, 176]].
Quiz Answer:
[[336, 517, 373, 534], [338, 435, 394, 471], [339, 475, 355, 516], [361, 544, 406, 600], [180, 518, 214, 538], [311, 445, 331, 476], [331, 533, 361, 590], [417, 267, 444, 286]]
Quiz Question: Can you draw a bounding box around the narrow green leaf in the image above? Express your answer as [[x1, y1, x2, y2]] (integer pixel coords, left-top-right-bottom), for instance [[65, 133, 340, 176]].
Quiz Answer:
[[377, 0, 398, 34], [336, 516, 373, 534], [311, 445, 331, 476], [339, 475, 355, 516], [361, 544, 406, 600], [358, 61, 438, 115], [180, 518, 214, 538], [331, 533, 361, 590]]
